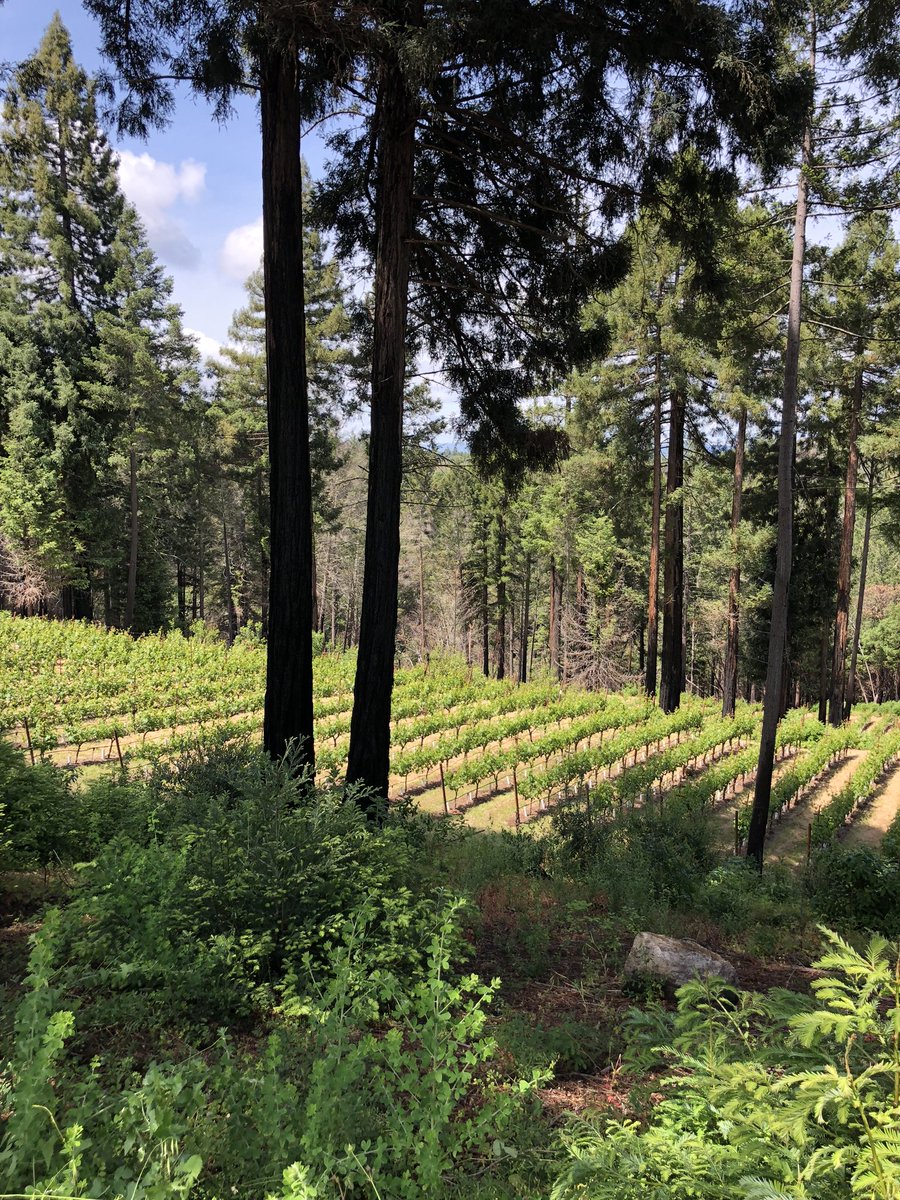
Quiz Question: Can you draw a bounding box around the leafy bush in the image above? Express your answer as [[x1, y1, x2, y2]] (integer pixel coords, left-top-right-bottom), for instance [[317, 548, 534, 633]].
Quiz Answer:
[[0, 901, 538, 1200], [807, 844, 900, 934], [547, 802, 714, 917], [553, 929, 900, 1200], [0, 740, 82, 868], [51, 745, 452, 1022], [699, 857, 810, 949]]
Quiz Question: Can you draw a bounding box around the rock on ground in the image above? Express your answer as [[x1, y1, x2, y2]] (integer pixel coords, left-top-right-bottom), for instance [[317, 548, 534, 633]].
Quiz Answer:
[[624, 931, 737, 987]]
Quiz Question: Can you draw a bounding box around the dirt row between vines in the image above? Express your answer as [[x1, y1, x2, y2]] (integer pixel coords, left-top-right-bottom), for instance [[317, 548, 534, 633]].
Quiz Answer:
[[840, 759, 900, 849], [411, 726, 745, 832], [764, 749, 867, 866]]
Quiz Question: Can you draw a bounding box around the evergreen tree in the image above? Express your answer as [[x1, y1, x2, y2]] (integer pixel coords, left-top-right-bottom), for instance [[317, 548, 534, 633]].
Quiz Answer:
[[807, 215, 900, 723], [0, 17, 199, 628], [0, 15, 124, 615], [211, 180, 354, 631], [85, 205, 202, 631]]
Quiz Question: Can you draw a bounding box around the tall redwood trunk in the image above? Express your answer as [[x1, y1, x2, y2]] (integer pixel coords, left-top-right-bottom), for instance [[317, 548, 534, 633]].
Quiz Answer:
[[818, 618, 829, 724], [659, 392, 685, 713], [722, 406, 747, 717], [495, 509, 507, 680], [847, 464, 875, 717], [519, 552, 531, 684], [176, 560, 186, 631], [549, 555, 561, 679], [747, 29, 814, 865], [311, 527, 319, 635], [222, 516, 237, 644], [124, 446, 139, 630], [481, 530, 490, 677], [257, 471, 269, 635], [260, 41, 315, 767], [646, 379, 662, 697], [346, 41, 418, 802], [828, 354, 863, 725], [418, 536, 427, 659]]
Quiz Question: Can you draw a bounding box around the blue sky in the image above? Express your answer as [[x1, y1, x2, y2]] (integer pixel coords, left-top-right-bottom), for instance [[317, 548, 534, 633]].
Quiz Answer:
[[1, 1, 332, 359]]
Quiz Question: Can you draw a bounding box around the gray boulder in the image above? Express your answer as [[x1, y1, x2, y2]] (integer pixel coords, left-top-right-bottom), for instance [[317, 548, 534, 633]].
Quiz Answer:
[[624, 932, 737, 988]]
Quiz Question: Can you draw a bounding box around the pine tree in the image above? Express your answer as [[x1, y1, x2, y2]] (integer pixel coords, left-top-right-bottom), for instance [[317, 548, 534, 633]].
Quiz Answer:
[[808, 215, 900, 723], [0, 15, 124, 614], [86, 205, 202, 631], [211, 179, 354, 630], [0, 18, 204, 629]]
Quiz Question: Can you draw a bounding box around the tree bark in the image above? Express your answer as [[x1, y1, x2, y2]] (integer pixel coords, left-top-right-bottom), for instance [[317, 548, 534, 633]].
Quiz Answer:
[[645, 377, 663, 697], [481, 546, 490, 676], [124, 446, 139, 631], [495, 508, 507, 680], [176, 560, 186, 631], [549, 554, 560, 680], [260, 40, 315, 768], [847, 464, 875, 717], [519, 552, 531, 684], [418, 533, 427, 659], [828, 355, 863, 725], [257, 470, 269, 636], [818, 617, 829, 724], [346, 40, 418, 802], [222, 516, 237, 644], [746, 35, 814, 866], [722, 406, 747, 717], [659, 392, 685, 713]]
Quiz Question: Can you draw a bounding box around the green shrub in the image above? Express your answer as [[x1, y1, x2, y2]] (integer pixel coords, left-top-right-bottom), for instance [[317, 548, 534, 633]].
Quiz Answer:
[[699, 857, 809, 946], [552, 929, 900, 1200], [47, 744, 454, 1023], [0, 901, 539, 1200], [547, 802, 714, 917], [0, 740, 82, 869], [806, 844, 900, 934]]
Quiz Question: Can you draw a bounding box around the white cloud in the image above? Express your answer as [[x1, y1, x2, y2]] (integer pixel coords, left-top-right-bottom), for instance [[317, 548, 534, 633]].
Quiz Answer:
[[185, 327, 223, 363], [219, 216, 263, 281], [117, 151, 206, 267]]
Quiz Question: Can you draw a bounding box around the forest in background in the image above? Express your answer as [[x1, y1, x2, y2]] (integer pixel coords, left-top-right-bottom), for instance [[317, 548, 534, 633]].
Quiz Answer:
[[3, 14, 900, 721]]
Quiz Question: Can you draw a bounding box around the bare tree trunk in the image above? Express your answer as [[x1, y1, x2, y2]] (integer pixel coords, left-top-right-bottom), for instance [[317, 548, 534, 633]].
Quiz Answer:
[[646, 379, 662, 697], [659, 392, 685, 713], [495, 508, 507, 680], [413, 535, 425, 659], [519, 552, 531, 684], [847, 463, 875, 717], [347, 38, 418, 802], [722, 406, 747, 717], [818, 618, 829, 724], [747, 31, 814, 866], [311, 526, 319, 635], [828, 355, 863, 725], [104, 569, 113, 629], [176, 561, 186, 630], [481, 522, 490, 676], [198, 537, 205, 620], [222, 516, 237, 644], [260, 39, 315, 767], [124, 446, 139, 631], [257, 471, 269, 636], [549, 554, 560, 680]]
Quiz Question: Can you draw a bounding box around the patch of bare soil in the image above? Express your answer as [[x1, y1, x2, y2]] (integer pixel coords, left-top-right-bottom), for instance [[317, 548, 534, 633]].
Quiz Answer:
[[761, 749, 867, 866], [708, 747, 801, 851], [841, 760, 900, 849]]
